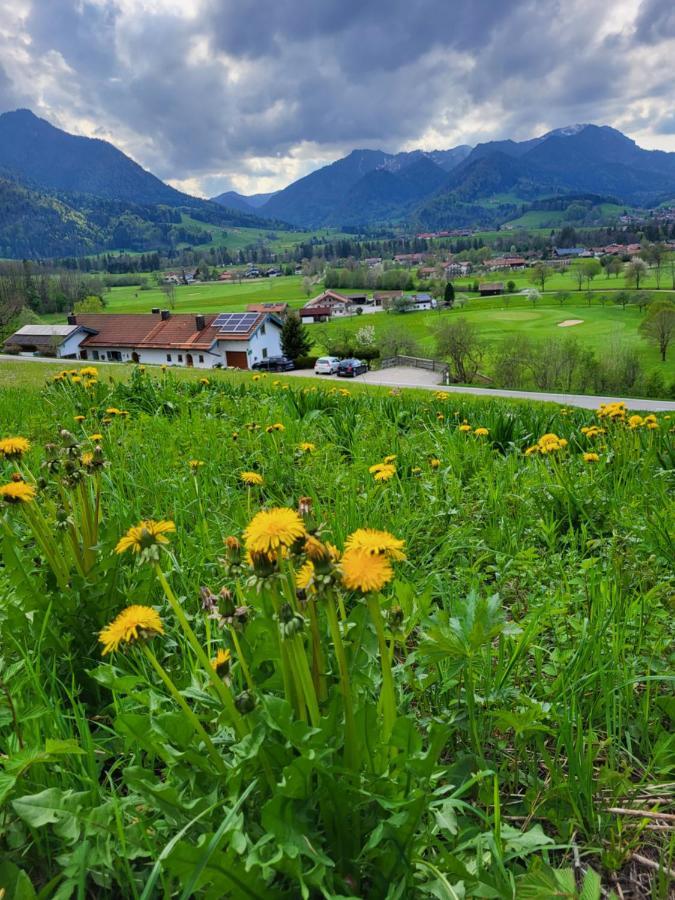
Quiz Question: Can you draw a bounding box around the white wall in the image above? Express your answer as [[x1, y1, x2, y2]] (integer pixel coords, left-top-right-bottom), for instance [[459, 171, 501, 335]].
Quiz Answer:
[[84, 346, 224, 368], [58, 329, 88, 359], [219, 320, 282, 367]]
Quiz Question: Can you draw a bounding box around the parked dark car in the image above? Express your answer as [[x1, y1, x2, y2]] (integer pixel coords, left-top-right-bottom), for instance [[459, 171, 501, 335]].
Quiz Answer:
[[251, 356, 295, 372], [337, 358, 368, 377]]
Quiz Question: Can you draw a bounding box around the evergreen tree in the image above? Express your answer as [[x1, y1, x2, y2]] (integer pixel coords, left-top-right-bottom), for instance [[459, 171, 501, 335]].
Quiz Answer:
[[444, 282, 455, 307], [281, 313, 312, 360]]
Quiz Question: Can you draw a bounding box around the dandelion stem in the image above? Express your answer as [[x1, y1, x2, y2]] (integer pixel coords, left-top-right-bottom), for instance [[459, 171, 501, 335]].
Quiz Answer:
[[141, 644, 227, 775], [153, 562, 248, 739], [366, 593, 397, 744], [325, 594, 359, 771]]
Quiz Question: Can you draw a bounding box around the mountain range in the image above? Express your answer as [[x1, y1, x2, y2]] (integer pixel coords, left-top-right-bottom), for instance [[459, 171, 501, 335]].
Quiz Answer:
[[2, 109, 675, 259], [0, 109, 283, 258], [213, 125, 675, 230]]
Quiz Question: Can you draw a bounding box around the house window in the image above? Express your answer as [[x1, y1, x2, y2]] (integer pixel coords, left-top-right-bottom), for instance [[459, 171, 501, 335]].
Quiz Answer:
[[178, 354, 183, 363], [260, 323, 266, 335], [262, 348, 268, 358], [199, 355, 204, 363], [92, 351, 99, 361], [167, 354, 172, 362]]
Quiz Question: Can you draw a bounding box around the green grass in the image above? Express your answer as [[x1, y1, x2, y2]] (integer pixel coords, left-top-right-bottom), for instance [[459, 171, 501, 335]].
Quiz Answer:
[[0, 366, 673, 897], [310, 296, 675, 378], [61, 275, 315, 316]]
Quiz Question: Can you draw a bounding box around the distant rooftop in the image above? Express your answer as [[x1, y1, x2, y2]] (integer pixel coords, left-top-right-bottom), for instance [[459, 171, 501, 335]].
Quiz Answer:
[[13, 324, 81, 337]]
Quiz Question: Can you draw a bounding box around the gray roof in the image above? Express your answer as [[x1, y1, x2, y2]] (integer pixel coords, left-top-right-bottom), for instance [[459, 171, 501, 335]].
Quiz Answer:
[[13, 325, 80, 337]]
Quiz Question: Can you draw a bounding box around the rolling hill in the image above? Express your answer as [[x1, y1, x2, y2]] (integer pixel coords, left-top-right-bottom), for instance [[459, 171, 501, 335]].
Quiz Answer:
[[0, 109, 286, 258]]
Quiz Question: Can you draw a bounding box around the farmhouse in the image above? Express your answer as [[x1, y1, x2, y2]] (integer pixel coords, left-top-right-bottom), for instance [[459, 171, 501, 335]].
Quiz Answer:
[[65, 310, 282, 369], [299, 290, 356, 323], [4, 323, 96, 359], [553, 247, 586, 259], [407, 293, 436, 310], [478, 282, 504, 296], [444, 260, 472, 277]]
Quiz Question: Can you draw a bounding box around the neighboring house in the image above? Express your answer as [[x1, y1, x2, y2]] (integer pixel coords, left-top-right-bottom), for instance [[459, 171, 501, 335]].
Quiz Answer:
[[407, 293, 436, 310], [444, 261, 472, 277], [4, 324, 96, 358], [218, 271, 235, 281], [553, 247, 586, 259], [372, 291, 403, 308], [299, 290, 355, 323], [417, 266, 437, 279], [478, 282, 504, 296], [69, 310, 282, 369], [486, 256, 527, 270], [246, 302, 289, 319]]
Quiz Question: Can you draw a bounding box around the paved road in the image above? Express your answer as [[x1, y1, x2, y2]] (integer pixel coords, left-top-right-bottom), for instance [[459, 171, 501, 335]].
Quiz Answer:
[[3, 355, 674, 412], [286, 367, 675, 411]]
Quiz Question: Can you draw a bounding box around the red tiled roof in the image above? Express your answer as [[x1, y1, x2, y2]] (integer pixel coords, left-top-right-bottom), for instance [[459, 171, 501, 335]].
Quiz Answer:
[[74, 312, 270, 349], [299, 306, 333, 317], [246, 303, 288, 313]]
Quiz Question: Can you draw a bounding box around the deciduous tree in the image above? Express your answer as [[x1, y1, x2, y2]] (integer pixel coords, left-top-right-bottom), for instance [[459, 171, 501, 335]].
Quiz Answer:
[[434, 318, 485, 383], [639, 300, 675, 361]]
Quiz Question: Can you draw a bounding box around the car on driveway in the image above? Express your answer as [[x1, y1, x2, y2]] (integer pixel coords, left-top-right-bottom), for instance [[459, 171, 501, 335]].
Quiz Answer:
[[337, 358, 368, 378], [251, 356, 295, 372], [314, 356, 340, 375]]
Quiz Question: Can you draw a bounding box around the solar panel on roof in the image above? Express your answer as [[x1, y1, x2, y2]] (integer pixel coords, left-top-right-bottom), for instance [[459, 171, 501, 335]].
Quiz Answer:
[[214, 312, 258, 333]]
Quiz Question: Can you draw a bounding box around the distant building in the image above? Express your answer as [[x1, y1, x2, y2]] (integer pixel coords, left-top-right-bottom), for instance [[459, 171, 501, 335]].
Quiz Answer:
[[299, 290, 356, 323], [553, 247, 586, 258], [246, 302, 289, 319], [486, 256, 527, 270], [444, 261, 472, 277], [478, 282, 504, 296]]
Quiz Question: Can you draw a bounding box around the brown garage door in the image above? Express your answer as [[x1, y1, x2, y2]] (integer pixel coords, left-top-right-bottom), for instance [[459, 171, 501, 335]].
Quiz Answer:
[[226, 351, 249, 369]]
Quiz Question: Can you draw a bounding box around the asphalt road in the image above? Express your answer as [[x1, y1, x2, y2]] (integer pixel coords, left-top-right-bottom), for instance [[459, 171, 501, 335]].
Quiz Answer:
[[2, 355, 674, 412]]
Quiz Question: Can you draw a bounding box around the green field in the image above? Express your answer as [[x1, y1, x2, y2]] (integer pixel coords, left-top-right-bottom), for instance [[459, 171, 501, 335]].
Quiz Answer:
[[0, 365, 672, 897], [309, 296, 674, 378], [92, 275, 311, 315], [178, 217, 351, 253]]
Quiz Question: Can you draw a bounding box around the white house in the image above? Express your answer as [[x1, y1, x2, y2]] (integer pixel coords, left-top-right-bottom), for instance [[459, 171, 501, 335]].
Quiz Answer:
[[66, 310, 283, 369]]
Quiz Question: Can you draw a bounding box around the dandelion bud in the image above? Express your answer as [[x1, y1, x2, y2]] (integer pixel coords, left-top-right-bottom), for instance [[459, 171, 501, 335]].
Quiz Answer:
[[200, 585, 218, 614], [388, 604, 404, 630], [298, 496, 313, 519], [223, 535, 241, 562], [11, 472, 24, 483], [235, 690, 256, 714], [219, 587, 235, 617], [278, 602, 305, 638]]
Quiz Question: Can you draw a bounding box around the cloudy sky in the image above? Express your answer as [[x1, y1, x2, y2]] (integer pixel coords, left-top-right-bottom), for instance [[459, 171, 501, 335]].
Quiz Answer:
[[1, 0, 675, 197]]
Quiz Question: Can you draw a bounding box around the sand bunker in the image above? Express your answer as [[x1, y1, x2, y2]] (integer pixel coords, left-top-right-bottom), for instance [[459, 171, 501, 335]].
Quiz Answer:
[[558, 319, 583, 327]]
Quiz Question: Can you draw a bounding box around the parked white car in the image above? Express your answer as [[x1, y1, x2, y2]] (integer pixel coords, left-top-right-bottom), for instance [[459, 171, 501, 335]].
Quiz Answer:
[[314, 356, 340, 375]]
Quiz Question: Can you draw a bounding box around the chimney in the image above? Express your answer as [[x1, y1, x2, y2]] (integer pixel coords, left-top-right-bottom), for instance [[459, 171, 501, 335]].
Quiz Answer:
[[151, 307, 160, 315], [67, 314, 77, 325], [195, 314, 205, 331], [160, 309, 171, 321]]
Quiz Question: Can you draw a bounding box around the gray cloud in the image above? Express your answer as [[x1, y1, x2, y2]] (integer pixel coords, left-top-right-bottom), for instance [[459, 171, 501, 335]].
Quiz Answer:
[[0, 0, 674, 195]]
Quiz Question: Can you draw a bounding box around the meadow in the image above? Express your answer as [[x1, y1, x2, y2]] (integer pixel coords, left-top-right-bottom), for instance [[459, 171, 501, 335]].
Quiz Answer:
[[0, 362, 673, 898]]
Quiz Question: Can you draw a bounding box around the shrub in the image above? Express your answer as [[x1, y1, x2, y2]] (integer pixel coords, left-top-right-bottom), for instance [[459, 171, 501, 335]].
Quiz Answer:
[[294, 355, 319, 369]]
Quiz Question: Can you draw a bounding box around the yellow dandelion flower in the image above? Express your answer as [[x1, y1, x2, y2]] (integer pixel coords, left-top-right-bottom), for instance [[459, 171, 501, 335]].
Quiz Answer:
[[189, 459, 205, 470], [211, 648, 231, 676], [0, 437, 30, 459], [628, 415, 644, 429], [106, 407, 122, 416], [296, 560, 316, 592], [647, 422, 659, 430], [412, 466, 422, 475], [383, 454, 397, 464], [244, 507, 306, 555], [459, 424, 472, 433], [73, 415, 86, 423], [240, 471, 263, 486], [89, 433, 103, 441], [341, 548, 393, 593], [583, 452, 600, 463], [371, 464, 396, 482], [298, 442, 316, 453], [344, 528, 406, 560], [436, 413, 445, 420], [0, 481, 36, 504], [70, 375, 82, 383], [99, 605, 163, 655], [115, 519, 176, 555], [79, 367, 98, 377], [199, 378, 210, 385], [252, 374, 261, 381], [474, 427, 489, 437], [81, 451, 94, 467], [429, 457, 441, 469]]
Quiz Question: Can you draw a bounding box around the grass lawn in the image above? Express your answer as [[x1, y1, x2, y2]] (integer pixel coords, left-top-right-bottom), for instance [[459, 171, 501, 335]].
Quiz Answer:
[[178, 218, 350, 253], [75, 275, 313, 316]]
